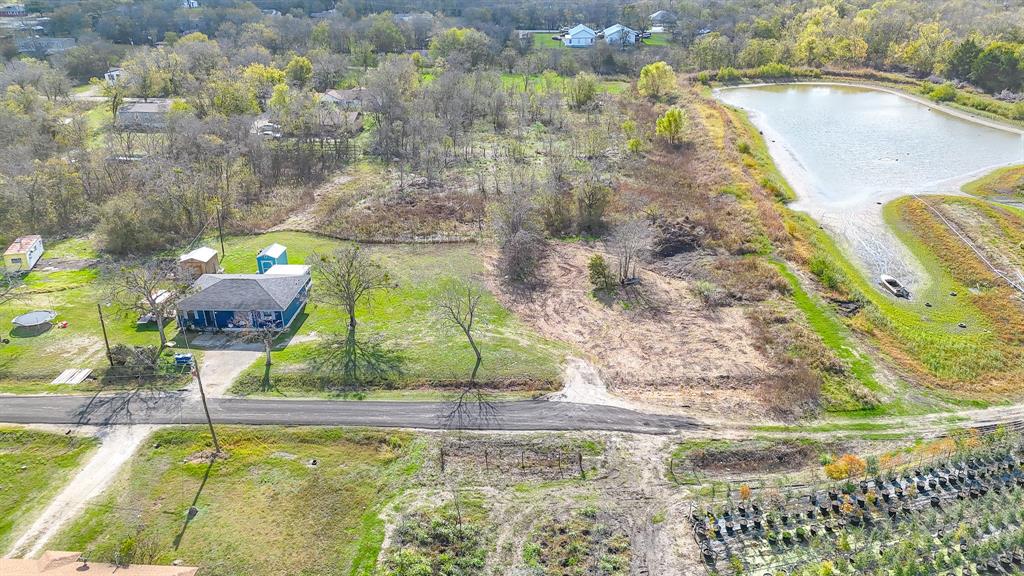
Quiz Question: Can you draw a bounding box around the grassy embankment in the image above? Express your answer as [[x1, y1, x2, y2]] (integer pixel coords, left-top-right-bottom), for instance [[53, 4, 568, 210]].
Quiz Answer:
[[0, 427, 98, 550], [0, 237, 189, 394], [962, 164, 1024, 200], [210, 232, 568, 397], [714, 83, 1024, 408], [52, 426, 421, 576], [693, 88, 897, 416]]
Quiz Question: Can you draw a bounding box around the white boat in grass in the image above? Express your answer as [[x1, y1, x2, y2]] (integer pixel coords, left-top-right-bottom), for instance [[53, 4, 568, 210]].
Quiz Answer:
[[880, 274, 910, 299]]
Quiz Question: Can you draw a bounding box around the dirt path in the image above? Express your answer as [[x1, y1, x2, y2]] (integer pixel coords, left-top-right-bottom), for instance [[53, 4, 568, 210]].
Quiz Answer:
[[546, 357, 636, 409], [268, 174, 353, 233], [5, 425, 159, 559]]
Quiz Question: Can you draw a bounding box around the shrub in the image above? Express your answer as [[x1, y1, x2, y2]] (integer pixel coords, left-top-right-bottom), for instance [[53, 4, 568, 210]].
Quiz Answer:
[[626, 137, 645, 155], [737, 141, 752, 155], [808, 252, 848, 294], [692, 280, 728, 308], [588, 254, 615, 292], [928, 83, 958, 102], [824, 453, 867, 480], [655, 107, 688, 145], [717, 66, 742, 82], [637, 61, 676, 99], [753, 62, 795, 78], [695, 71, 712, 84], [567, 72, 599, 110]]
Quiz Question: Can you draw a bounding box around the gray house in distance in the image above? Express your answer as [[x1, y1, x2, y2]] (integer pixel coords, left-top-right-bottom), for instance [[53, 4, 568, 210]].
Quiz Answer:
[[116, 100, 172, 131], [176, 272, 311, 332]]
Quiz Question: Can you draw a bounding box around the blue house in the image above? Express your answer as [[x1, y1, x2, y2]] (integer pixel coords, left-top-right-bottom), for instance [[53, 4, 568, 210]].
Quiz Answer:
[[176, 272, 311, 332], [256, 243, 287, 274]]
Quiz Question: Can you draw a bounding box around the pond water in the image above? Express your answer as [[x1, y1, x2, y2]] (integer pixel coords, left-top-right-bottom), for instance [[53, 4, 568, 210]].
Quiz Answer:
[[715, 83, 1024, 289], [716, 83, 1024, 207]]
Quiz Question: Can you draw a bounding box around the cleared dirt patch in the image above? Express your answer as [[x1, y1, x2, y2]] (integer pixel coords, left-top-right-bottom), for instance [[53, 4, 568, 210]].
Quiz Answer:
[[488, 242, 773, 418]]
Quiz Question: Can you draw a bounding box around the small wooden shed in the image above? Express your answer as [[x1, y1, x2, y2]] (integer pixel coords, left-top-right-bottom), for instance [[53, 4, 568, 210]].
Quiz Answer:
[[178, 246, 219, 278]]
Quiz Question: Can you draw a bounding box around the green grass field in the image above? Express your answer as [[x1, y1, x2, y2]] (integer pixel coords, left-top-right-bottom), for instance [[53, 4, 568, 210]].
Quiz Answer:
[[216, 232, 568, 395], [51, 426, 421, 576], [0, 427, 98, 550]]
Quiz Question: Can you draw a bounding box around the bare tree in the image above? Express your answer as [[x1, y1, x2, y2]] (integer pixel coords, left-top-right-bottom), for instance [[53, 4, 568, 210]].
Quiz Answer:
[[312, 245, 393, 331], [110, 261, 182, 347], [433, 277, 497, 429], [230, 311, 283, 367], [491, 170, 546, 283], [432, 277, 485, 382], [608, 219, 655, 284], [0, 271, 22, 307]]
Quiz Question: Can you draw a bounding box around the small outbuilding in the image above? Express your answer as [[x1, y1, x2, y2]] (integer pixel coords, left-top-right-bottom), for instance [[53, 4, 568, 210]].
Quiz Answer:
[[179, 246, 219, 278], [176, 271, 311, 332], [256, 243, 287, 273], [3, 235, 44, 271], [563, 24, 597, 47]]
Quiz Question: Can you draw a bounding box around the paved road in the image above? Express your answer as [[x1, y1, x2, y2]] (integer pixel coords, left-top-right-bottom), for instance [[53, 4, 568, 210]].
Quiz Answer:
[[0, 392, 704, 434]]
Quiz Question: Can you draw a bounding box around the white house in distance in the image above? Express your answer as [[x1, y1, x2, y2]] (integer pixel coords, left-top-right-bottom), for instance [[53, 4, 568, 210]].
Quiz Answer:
[[603, 24, 639, 45], [103, 67, 123, 83], [563, 24, 597, 47]]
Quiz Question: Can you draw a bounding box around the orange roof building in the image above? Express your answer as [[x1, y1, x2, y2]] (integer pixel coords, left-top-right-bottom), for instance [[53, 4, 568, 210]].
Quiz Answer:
[[0, 551, 199, 576]]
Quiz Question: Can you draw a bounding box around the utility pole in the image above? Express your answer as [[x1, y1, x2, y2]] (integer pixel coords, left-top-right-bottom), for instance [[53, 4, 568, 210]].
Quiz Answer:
[[217, 207, 225, 259], [181, 328, 220, 455], [97, 303, 113, 367]]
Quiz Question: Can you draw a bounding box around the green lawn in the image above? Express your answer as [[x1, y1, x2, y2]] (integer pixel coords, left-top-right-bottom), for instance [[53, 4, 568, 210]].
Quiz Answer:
[[532, 32, 565, 49], [642, 32, 670, 46], [0, 427, 98, 551], [214, 232, 568, 395], [0, 238, 178, 390], [52, 426, 421, 576]]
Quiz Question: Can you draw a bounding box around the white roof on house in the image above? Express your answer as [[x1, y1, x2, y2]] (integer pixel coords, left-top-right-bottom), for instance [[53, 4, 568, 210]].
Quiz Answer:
[[566, 24, 596, 38], [179, 246, 217, 263], [258, 243, 286, 259], [265, 264, 310, 276], [603, 24, 636, 35]]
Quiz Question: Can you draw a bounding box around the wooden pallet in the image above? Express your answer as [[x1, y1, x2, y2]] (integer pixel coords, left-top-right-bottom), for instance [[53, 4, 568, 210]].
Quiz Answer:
[[51, 368, 92, 385]]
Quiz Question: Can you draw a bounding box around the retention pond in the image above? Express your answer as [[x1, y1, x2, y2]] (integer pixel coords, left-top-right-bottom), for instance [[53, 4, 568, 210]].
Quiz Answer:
[[716, 82, 1024, 290]]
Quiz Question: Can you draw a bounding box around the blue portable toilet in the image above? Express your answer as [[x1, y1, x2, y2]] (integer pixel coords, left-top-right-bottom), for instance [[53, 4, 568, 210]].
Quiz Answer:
[[256, 243, 287, 273]]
